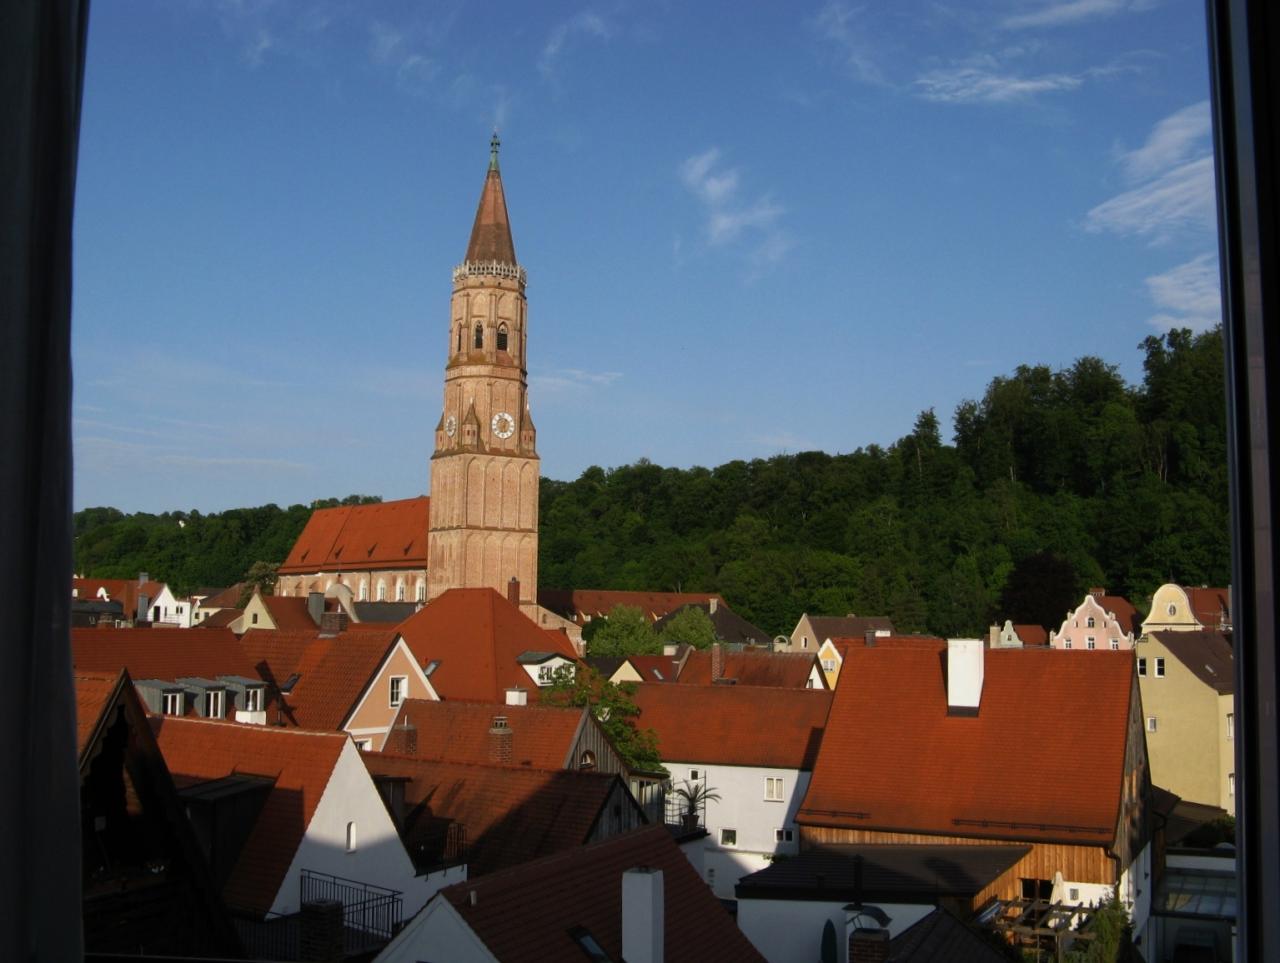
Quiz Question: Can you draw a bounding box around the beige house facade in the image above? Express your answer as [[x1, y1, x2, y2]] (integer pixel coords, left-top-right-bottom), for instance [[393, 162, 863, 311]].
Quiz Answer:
[[1141, 583, 1232, 634], [342, 639, 441, 751], [1138, 629, 1235, 809]]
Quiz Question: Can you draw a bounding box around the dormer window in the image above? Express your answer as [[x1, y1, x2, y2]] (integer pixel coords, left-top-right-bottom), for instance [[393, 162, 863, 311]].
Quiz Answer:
[[203, 690, 225, 719], [162, 692, 183, 715], [497, 323, 508, 351], [243, 688, 263, 712], [474, 323, 483, 349]]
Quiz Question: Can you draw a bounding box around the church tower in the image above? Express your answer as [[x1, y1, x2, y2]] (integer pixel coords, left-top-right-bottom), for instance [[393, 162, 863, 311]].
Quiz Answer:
[[426, 135, 539, 607]]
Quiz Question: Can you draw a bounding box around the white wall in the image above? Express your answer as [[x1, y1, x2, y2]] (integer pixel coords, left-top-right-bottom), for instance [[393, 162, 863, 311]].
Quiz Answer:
[[271, 739, 423, 918], [374, 897, 497, 963], [738, 898, 933, 963], [669, 760, 809, 898]]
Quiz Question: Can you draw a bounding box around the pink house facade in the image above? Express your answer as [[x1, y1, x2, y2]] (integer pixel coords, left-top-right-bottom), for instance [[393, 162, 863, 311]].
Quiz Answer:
[[1051, 590, 1138, 651]]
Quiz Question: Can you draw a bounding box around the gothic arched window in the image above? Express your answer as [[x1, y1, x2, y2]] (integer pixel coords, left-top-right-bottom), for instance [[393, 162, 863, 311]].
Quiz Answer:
[[497, 323, 508, 352], [456, 327, 462, 352], [474, 323, 483, 349]]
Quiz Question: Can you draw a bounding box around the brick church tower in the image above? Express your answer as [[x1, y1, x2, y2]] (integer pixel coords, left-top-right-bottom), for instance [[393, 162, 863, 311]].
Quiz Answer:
[[426, 135, 539, 608]]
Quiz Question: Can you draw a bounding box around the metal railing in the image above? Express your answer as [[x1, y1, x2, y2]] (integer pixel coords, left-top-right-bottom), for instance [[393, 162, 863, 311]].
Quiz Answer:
[[300, 869, 402, 953]]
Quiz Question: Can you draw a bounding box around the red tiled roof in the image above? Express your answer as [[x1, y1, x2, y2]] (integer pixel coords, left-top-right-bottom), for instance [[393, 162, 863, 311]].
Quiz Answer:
[[678, 649, 823, 688], [199, 608, 243, 629], [75, 670, 126, 758], [1012, 624, 1049, 646], [465, 163, 517, 264], [633, 684, 832, 769], [73, 577, 166, 619], [196, 583, 247, 609], [830, 635, 948, 658], [362, 754, 620, 876], [151, 717, 348, 916], [627, 654, 683, 682], [797, 647, 1134, 844], [1186, 587, 1231, 629], [539, 588, 727, 624], [238, 628, 399, 730], [1097, 595, 1140, 635], [276, 497, 430, 574], [387, 699, 586, 769], [261, 595, 318, 631], [72, 626, 259, 682], [397, 588, 579, 702], [436, 825, 765, 962]]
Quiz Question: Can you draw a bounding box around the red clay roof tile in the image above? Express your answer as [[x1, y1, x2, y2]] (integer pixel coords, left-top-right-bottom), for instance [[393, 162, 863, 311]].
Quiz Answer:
[[539, 588, 727, 624], [73, 626, 259, 682], [260, 595, 318, 631], [387, 699, 585, 769], [678, 649, 823, 688], [797, 647, 1134, 844], [276, 497, 430, 574], [75, 670, 126, 758]]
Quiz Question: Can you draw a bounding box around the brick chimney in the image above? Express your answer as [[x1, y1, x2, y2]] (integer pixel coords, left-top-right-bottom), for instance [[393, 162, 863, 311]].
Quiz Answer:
[[864, 628, 878, 647], [385, 719, 417, 756], [711, 642, 724, 682], [622, 867, 664, 963], [300, 898, 344, 963], [849, 928, 890, 963], [507, 576, 521, 606], [319, 610, 348, 635], [488, 715, 512, 765]]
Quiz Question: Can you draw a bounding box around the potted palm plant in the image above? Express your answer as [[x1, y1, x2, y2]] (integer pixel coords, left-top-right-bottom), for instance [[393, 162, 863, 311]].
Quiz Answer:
[[672, 779, 720, 831]]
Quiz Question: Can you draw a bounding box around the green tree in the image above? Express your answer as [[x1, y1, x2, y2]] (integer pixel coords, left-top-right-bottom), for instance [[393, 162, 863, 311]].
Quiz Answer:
[[586, 605, 660, 657], [657, 606, 718, 649], [539, 666, 665, 773]]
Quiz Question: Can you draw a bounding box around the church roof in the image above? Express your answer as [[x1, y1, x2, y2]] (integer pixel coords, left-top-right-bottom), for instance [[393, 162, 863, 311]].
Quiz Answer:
[[465, 135, 517, 265], [276, 496, 430, 574]]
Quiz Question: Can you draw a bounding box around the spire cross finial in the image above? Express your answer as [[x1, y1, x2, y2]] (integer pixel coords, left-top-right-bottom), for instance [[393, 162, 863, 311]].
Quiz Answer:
[[489, 130, 501, 172]]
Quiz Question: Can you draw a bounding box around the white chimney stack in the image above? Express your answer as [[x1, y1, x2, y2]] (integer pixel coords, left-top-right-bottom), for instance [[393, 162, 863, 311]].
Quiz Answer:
[[505, 687, 527, 706], [946, 638, 984, 714], [622, 866, 664, 963]]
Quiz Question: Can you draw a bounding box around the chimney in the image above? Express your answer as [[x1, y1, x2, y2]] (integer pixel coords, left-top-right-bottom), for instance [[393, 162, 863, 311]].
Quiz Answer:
[[622, 867, 664, 963], [507, 576, 521, 606], [946, 639, 984, 715], [708, 597, 718, 614], [307, 591, 325, 625], [386, 720, 417, 756], [505, 687, 528, 706], [488, 716, 512, 765], [711, 642, 724, 682], [138, 572, 149, 586], [299, 898, 344, 963], [319, 610, 349, 635], [864, 628, 877, 648], [136, 593, 151, 622], [848, 928, 890, 963], [1089, 586, 1106, 598]]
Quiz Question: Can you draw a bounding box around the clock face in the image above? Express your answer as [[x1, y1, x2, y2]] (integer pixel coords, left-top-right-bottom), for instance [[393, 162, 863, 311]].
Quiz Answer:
[[444, 415, 457, 437], [491, 411, 516, 439]]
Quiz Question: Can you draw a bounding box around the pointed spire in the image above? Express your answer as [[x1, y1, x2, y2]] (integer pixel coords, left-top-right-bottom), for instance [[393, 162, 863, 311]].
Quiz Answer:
[[465, 135, 517, 265]]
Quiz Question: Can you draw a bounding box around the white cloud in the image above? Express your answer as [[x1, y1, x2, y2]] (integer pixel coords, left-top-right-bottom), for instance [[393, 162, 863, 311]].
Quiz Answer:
[[1086, 155, 1215, 240], [679, 148, 791, 267], [1117, 100, 1211, 183], [914, 65, 1085, 103], [531, 368, 623, 393], [369, 21, 404, 64], [1001, 0, 1158, 30], [811, 1, 885, 86], [1144, 253, 1221, 331], [539, 9, 615, 77], [708, 198, 783, 245]]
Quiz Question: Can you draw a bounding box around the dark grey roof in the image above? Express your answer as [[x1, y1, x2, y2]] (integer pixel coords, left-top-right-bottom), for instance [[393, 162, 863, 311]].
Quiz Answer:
[[585, 656, 626, 677], [353, 600, 419, 623], [735, 845, 1029, 902], [71, 598, 124, 615], [808, 615, 896, 640], [888, 906, 1010, 963], [1149, 630, 1235, 694], [516, 650, 562, 664], [653, 602, 774, 647]]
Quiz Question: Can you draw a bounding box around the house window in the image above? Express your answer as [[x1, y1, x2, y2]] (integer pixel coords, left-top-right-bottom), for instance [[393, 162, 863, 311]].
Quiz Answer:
[[377, 580, 387, 601], [251, 612, 259, 625], [497, 323, 508, 351], [243, 688, 263, 712], [1228, 713, 1235, 740], [821, 659, 835, 672], [579, 750, 596, 770], [416, 580, 426, 601], [356, 739, 371, 751], [162, 692, 183, 715], [775, 828, 794, 843], [805, 678, 814, 689], [801, 636, 808, 649], [1147, 716, 1158, 732], [389, 676, 406, 707], [1155, 657, 1166, 677], [474, 323, 483, 348], [689, 769, 701, 781], [1086, 637, 1096, 650], [537, 665, 555, 685], [456, 327, 462, 352], [204, 690, 224, 718], [720, 828, 737, 847], [1069, 887, 1080, 902], [765, 777, 784, 801], [1138, 658, 1147, 676], [1064, 640, 1072, 650], [1087, 617, 1096, 628], [359, 580, 368, 601], [1168, 602, 1178, 616], [345, 821, 357, 853], [1111, 640, 1119, 650], [395, 581, 405, 601]]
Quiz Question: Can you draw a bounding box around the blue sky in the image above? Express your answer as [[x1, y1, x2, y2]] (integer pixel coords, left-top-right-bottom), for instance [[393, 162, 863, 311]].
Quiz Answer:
[[73, 0, 1219, 513]]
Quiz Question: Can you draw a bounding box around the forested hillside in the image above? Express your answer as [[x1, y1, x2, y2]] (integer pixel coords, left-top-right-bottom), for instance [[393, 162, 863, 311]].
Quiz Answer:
[[75, 328, 1228, 637]]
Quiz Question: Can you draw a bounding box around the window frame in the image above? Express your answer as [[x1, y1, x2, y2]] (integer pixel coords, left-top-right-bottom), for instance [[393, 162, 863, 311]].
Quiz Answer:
[[764, 776, 785, 801], [1155, 657, 1166, 678], [389, 675, 407, 707], [719, 828, 737, 847]]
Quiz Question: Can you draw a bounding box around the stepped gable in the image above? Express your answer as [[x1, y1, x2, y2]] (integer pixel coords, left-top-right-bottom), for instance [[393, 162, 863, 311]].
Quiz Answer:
[[797, 647, 1133, 843], [362, 754, 619, 876], [632, 684, 832, 769], [432, 825, 765, 962], [277, 496, 430, 574], [150, 716, 347, 917], [72, 626, 257, 681], [396, 588, 578, 702], [678, 649, 822, 688], [387, 698, 586, 769], [238, 628, 399, 730]]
